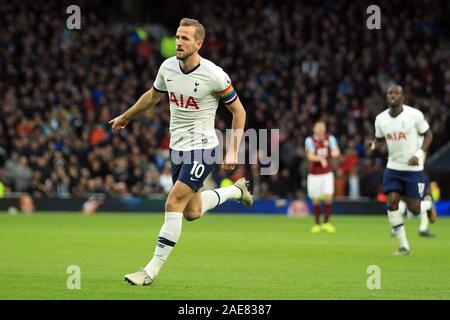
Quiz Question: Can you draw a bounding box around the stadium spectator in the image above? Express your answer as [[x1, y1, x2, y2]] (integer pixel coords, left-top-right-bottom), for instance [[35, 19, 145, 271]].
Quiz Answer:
[[9, 157, 33, 193], [348, 167, 361, 199], [159, 163, 173, 195], [19, 194, 35, 214], [334, 169, 347, 198]]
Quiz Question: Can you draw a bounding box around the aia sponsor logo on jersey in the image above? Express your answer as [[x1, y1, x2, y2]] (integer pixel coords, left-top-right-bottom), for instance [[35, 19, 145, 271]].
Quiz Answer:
[[169, 92, 199, 109], [386, 132, 407, 141]]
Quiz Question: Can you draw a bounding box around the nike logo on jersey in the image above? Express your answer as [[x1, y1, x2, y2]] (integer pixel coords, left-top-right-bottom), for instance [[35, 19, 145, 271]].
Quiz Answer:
[[190, 177, 199, 182], [167, 79, 173, 82]]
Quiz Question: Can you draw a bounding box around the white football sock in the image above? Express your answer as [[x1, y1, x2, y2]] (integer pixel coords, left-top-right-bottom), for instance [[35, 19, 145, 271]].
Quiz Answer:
[[419, 211, 429, 232], [419, 199, 432, 232], [420, 199, 432, 213], [144, 212, 183, 280], [398, 200, 407, 216], [200, 186, 242, 215], [200, 190, 220, 215], [388, 207, 410, 250]]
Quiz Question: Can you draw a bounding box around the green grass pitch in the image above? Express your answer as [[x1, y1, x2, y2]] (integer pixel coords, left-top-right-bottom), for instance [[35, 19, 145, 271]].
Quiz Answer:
[[0, 213, 449, 300]]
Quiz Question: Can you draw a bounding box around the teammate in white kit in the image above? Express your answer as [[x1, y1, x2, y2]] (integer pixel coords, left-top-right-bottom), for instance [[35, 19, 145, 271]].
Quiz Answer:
[[109, 18, 254, 285], [366, 84, 433, 256]]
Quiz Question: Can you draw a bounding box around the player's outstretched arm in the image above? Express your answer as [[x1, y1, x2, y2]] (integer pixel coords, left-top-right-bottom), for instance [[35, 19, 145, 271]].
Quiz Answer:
[[109, 88, 164, 132], [223, 97, 246, 170]]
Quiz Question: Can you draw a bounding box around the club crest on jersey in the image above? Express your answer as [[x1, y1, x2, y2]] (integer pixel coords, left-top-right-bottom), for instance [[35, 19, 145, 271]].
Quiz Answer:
[[169, 92, 199, 109], [386, 132, 407, 141]]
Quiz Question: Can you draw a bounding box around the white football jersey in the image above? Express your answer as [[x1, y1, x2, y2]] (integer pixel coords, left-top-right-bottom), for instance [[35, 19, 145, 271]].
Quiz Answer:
[[375, 105, 430, 171], [153, 56, 238, 151]]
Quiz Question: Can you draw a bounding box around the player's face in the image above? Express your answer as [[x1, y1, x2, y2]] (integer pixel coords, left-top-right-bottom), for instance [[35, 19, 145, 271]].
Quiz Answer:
[[386, 87, 404, 107], [175, 26, 202, 61], [314, 123, 326, 137]]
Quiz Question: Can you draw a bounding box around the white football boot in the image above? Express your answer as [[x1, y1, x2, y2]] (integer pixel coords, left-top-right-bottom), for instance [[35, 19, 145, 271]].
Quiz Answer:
[[234, 178, 254, 208], [124, 269, 154, 286]]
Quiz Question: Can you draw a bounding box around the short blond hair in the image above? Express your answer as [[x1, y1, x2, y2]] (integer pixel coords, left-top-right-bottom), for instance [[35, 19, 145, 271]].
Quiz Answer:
[[179, 18, 205, 41]]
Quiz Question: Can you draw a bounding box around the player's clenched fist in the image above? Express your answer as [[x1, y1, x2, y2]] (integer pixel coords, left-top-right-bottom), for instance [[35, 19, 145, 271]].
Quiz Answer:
[[319, 157, 328, 168], [364, 140, 374, 152], [222, 152, 238, 171], [407, 156, 419, 166], [109, 115, 129, 132]]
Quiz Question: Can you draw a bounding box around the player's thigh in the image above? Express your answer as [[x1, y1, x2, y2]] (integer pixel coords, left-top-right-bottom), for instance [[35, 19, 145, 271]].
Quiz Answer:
[[404, 171, 427, 214], [403, 171, 426, 199], [383, 169, 404, 205], [177, 148, 216, 192], [307, 174, 322, 201], [322, 172, 334, 203], [165, 180, 196, 212]]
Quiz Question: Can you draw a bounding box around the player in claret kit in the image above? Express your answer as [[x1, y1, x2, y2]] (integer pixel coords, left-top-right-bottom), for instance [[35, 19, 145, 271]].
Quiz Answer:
[[305, 121, 341, 233], [366, 84, 434, 256], [109, 18, 254, 285]]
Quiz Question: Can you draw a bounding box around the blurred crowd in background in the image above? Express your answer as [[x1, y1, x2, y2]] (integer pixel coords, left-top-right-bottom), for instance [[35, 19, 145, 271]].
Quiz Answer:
[[0, 0, 449, 200]]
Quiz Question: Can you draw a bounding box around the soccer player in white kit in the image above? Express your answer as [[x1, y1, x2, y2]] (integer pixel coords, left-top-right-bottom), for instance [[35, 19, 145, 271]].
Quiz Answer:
[[366, 84, 433, 256], [109, 18, 254, 285]]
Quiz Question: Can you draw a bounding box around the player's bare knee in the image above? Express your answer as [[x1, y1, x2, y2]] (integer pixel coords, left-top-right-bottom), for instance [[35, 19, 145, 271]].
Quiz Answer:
[[165, 187, 189, 210], [164, 200, 176, 212], [387, 198, 399, 211], [183, 215, 197, 222], [165, 195, 185, 212], [183, 210, 200, 222]]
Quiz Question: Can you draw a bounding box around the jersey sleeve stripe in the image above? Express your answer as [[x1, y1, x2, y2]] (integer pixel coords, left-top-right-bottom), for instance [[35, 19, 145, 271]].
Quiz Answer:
[[153, 84, 167, 93]]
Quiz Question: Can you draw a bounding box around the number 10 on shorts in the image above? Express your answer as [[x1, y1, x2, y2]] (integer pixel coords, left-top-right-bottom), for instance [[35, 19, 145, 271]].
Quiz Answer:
[[190, 161, 205, 180]]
